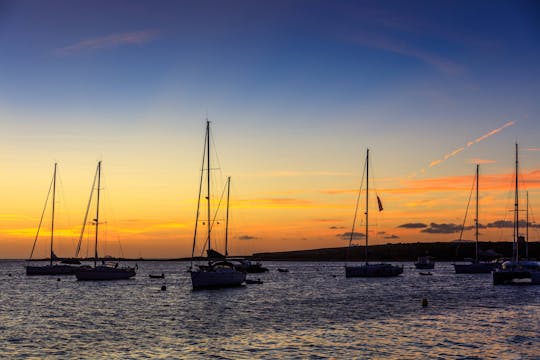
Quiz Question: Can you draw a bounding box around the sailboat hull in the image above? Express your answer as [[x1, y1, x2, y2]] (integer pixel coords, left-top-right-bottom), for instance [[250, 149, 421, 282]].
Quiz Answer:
[[75, 266, 136, 281], [345, 263, 403, 278], [493, 261, 540, 285], [26, 264, 88, 276], [454, 262, 495, 274], [190, 269, 246, 289]]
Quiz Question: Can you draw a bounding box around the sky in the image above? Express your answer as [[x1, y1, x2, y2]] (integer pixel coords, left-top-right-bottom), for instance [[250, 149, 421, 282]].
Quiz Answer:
[[1, 0, 540, 258]]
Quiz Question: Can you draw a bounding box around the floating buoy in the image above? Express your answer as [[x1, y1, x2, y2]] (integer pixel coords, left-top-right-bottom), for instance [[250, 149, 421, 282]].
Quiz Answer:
[[57, 278, 61, 282], [8, 273, 12, 277], [421, 298, 428, 307], [161, 285, 167, 291]]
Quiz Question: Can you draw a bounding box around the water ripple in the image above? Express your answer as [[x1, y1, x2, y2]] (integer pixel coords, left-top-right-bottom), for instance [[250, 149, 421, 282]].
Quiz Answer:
[[0, 261, 538, 359]]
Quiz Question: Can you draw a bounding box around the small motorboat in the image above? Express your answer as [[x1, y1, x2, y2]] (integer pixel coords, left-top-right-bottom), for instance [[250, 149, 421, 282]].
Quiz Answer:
[[419, 272, 432, 276], [245, 278, 263, 284], [149, 273, 165, 279], [277, 268, 289, 273]]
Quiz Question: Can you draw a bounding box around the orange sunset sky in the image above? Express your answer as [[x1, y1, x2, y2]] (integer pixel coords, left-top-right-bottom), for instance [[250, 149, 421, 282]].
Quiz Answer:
[[1, 1, 539, 258]]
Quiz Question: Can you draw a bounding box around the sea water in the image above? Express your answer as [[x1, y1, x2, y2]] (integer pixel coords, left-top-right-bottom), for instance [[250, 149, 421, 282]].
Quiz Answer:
[[1, 260, 538, 359]]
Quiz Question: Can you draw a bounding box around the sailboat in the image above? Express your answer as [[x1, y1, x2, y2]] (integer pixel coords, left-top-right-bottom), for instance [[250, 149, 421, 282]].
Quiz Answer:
[[493, 144, 540, 285], [453, 164, 498, 274], [74, 161, 136, 281], [189, 120, 246, 289], [345, 149, 403, 278], [26, 163, 86, 276]]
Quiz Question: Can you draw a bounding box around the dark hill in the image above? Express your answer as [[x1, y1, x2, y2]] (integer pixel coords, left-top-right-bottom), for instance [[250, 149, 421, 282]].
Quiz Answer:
[[252, 241, 539, 261]]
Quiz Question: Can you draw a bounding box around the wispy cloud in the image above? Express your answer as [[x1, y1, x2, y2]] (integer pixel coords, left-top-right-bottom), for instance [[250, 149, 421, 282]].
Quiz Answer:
[[398, 222, 427, 229], [238, 235, 258, 240], [350, 30, 463, 74], [429, 121, 516, 168], [336, 231, 365, 239], [421, 222, 465, 234], [466, 121, 516, 147], [54, 30, 160, 55], [487, 220, 540, 229], [429, 147, 465, 167], [468, 158, 496, 165]]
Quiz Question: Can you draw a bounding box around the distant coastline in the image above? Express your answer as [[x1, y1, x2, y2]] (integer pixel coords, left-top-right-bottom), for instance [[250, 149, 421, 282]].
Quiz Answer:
[[14, 241, 539, 262], [251, 241, 539, 262]]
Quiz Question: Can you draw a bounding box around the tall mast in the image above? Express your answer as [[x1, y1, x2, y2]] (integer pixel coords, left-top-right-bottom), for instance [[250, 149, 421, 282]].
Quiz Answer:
[[526, 191, 529, 259], [475, 164, 479, 263], [206, 120, 211, 253], [50, 163, 57, 266], [94, 161, 102, 267], [225, 176, 231, 257], [514, 143, 519, 261], [365, 148, 369, 265]]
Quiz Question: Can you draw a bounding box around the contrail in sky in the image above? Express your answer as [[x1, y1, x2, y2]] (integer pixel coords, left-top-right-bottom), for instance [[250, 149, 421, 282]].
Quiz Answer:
[[429, 120, 516, 168]]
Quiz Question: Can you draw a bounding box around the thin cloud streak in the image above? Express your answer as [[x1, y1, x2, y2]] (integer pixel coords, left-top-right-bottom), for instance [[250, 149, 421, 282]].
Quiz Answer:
[[350, 30, 463, 74], [429, 121, 516, 168], [54, 30, 160, 55]]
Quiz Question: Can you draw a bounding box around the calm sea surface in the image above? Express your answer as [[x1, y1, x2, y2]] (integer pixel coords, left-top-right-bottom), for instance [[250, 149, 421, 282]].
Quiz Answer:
[[1, 260, 538, 359]]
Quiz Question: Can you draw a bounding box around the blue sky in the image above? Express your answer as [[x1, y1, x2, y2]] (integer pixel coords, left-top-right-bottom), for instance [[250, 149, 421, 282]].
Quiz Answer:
[[1, 1, 540, 257]]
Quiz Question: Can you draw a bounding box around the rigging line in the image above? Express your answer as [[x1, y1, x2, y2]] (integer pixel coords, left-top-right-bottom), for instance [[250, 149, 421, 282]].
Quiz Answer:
[[458, 169, 476, 242], [207, 178, 229, 253], [497, 164, 517, 242], [75, 164, 98, 258], [346, 153, 367, 260], [454, 168, 476, 260], [209, 124, 224, 181], [191, 123, 208, 267], [100, 170, 125, 259], [28, 172, 54, 261], [56, 168, 77, 256]]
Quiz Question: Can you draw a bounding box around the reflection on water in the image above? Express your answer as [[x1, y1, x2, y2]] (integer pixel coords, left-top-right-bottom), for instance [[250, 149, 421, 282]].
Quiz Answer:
[[1, 261, 538, 358]]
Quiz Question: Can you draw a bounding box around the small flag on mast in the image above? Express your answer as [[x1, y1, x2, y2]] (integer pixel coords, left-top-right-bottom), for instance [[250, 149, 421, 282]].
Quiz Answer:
[[376, 196, 384, 212]]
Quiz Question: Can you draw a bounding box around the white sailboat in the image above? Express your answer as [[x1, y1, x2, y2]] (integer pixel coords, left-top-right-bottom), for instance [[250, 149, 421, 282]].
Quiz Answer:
[[493, 144, 540, 285], [26, 163, 87, 276], [345, 149, 403, 278], [189, 120, 246, 289], [453, 164, 498, 274], [74, 161, 136, 281]]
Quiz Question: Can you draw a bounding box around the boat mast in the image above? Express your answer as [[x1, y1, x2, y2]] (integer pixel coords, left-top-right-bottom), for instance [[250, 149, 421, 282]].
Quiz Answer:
[[475, 164, 479, 263], [513, 143, 519, 262], [225, 176, 231, 257], [206, 120, 211, 253], [50, 163, 57, 267], [365, 149, 369, 265], [526, 191, 529, 259], [94, 161, 102, 268]]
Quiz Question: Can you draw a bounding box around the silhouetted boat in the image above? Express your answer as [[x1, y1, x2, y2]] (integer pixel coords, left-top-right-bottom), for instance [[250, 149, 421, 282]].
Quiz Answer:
[[74, 162, 136, 281], [493, 144, 540, 285], [149, 273, 165, 279], [233, 259, 269, 273], [453, 164, 498, 274], [414, 256, 435, 270], [25, 163, 88, 276], [277, 268, 289, 273], [189, 121, 246, 289], [345, 149, 403, 278]]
